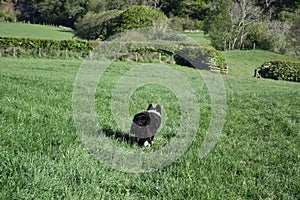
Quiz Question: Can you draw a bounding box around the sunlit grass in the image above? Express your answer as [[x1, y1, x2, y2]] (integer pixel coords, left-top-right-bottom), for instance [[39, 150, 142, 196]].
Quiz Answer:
[[0, 56, 299, 199], [0, 22, 74, 40]]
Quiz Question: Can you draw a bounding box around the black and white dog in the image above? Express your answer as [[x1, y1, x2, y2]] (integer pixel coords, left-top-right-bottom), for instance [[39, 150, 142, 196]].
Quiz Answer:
[[130, 104, 161, 147]]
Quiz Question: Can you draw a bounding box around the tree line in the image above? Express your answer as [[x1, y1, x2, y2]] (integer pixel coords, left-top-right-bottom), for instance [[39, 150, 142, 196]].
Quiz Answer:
[[1, 0, 300, 56]]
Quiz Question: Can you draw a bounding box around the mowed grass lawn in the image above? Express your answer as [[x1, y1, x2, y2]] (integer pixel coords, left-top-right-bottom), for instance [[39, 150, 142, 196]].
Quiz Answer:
[[0, 51, 299, 199], [0, 22, 74, 40]]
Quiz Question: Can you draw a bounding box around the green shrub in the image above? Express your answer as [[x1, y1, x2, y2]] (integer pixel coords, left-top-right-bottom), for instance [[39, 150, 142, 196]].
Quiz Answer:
[[0, 36, 96, 51], [169, 17, 203, 31], [75, 6, 168, 40], [0, 12, 16, 22], [75, 10, 120, 40], [257, 60, 300, 82], [0, 36, 97, 58], [244, 21, 273, 50], [112, 6, 168, 35], [98, 40, 227, 69]]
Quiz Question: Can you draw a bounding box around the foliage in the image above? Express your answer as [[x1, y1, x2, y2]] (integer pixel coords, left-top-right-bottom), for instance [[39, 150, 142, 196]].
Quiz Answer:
[[162, 0, 208, 20], [0, 36, 96, 52], [203, 12, 232, 50], [75, 10, 120, 40], [257, 60, 300, 82], [289, 15, 300, 57], [0, 11, 16, 22], [75, 6, 168, 40], [2, 0, 300, 58], [0, 0, 17, 22], [98, 39, 227, 68], [244, 21, 273, 50], [203, 0, 233, 50], [15, 0, 89, 27], [203, 0, 298, 57], [204, 0, 264, 51], [3, 0, 299, 29], [169, 16, 203, 31], [112, 6, 168, 35]]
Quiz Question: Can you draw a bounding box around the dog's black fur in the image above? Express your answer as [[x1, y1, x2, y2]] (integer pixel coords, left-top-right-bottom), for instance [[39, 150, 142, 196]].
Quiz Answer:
[[130, 104, 161, 147]]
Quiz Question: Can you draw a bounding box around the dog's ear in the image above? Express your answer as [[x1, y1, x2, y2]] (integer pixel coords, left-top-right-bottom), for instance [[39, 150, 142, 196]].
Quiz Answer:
[[155, 104, 161, 114], [147, 104, 154, 110]]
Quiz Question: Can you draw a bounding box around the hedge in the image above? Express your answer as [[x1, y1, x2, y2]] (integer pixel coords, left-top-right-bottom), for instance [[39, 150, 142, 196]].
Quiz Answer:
[[0, 36, 227, 70], [257, 60, 300, 82], [97, 41, 227, 69], [0, 36, 96, 52]]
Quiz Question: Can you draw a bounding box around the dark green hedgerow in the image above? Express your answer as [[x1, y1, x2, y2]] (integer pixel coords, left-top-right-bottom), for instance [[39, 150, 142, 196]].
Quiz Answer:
[[0, 36, 227, 69], [98, 41, 227, 69], [0, 36, 96, 51], [257, 60, 300, 82]]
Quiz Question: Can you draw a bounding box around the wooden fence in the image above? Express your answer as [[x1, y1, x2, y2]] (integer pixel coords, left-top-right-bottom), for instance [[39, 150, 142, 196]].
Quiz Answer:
[[210, 66, 229, 74]]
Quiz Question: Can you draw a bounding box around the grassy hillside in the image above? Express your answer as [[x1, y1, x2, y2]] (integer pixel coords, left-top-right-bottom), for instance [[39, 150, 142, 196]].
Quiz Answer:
[[0, 22, 74, 40], [224, 50, 300, 77], [0, 52, 299, 199], [185, 32, 211, 46]]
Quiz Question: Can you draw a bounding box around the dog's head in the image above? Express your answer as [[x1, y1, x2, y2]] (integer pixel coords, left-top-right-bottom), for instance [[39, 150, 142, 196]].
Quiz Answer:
[[132, 104, 161, 127]]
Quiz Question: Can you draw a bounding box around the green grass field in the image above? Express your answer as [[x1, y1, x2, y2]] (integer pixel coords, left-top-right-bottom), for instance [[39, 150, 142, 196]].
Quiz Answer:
[[0, 49, 299, 199], [0, 22, 74, 40], [185, 32, 211, 46]]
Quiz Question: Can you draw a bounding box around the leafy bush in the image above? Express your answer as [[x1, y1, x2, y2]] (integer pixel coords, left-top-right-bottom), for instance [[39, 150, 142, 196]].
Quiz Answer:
[[244, 21, 273, 50], [0, 36, 97, 58], [112, 6, 168, 35], [257, 60, 300, 82], [0, 12, 16, 22], [169, 17, 203, 31], [98, 40, 227, 69], [75, 10, 120, 40], [0, 36, 96, 51], [75, 6, 168, 40]]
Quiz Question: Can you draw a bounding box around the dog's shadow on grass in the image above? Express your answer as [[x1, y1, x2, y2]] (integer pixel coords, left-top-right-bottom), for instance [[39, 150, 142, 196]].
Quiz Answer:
[[100, 127, 136, 146]]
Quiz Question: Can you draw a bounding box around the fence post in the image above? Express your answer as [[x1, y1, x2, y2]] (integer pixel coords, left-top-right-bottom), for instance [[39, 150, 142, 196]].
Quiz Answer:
[[158, 52, 161, 63], [171, 54, 175, 64], [13, 46, 16, 57], [89, 50, 93, 59]]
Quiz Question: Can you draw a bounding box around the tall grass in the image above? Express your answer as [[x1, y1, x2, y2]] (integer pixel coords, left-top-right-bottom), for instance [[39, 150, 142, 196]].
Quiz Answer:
[[0, 56, 299, 199]]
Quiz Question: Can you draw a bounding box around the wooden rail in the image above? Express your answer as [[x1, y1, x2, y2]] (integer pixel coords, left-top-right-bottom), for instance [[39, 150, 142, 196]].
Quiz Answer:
[[210, 66, 228, 74]]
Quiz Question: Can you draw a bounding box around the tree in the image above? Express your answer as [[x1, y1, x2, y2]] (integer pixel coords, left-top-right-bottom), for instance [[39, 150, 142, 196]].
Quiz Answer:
[[15, 0, 42, 23], [290, 16, 300, 56], [75, 10, 120, 40], [203, 0, 233, 50], [38, 0, 89, 27], [15, 0, 89, 27], [228, 0, 262, 49], [112, 5, 168, 35], [204, 0, 263, 50], [87, 0, 108, 13], [244, 21, 272, 50]]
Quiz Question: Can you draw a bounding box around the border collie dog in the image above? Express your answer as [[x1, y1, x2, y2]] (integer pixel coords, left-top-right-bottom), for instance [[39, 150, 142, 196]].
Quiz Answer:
[[130, 104, 161, 147]]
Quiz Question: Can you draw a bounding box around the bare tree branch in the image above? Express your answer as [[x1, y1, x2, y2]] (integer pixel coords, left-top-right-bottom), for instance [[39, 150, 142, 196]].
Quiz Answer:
[[228, 0, 263, 49]]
